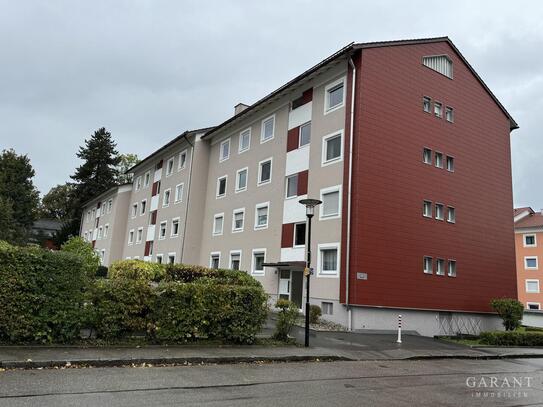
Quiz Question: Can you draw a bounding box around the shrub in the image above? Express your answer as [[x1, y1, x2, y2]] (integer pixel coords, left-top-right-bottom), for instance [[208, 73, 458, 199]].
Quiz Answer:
[[480, 331, 543, 346], [108, 260, 165, 282], [309, 305, 322, 324], [273, 299, 299, 341], [164, 264, 259, 286], [0, 242, 86, 343], [96, 265, 108, 278], [491, 298, 524, 331], [61, 236, 101, 279]]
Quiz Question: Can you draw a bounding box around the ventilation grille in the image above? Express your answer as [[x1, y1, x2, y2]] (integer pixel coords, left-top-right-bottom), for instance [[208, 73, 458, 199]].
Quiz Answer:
[[422, 55, 453, 79]]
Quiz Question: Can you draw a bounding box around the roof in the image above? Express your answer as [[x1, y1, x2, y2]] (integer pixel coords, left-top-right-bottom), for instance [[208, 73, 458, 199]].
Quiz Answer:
[[202, 37, 518, 140], [80, 183, 132, 208], [32, 219, 63, 231], [514, 207, 533, 217], [125, 127, 215, 174], [515, 208, 543, 229]]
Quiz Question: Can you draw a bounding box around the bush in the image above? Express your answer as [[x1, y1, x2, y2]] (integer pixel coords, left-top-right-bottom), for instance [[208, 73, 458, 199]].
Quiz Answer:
[[61, 236, 101, 279], [273, 299, 299, 341], [96, 265, 108, 278], [108, 260, 165, 282], [480, 331, 543, 346], [491, 298, 524, 331], [164, 264, 259, 286], [0, 242, 86, 343], [309, 305, 322, 324]]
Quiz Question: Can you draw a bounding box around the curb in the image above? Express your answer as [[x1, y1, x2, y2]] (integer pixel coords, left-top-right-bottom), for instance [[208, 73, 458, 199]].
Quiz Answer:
[[401, 353, 543, 361]]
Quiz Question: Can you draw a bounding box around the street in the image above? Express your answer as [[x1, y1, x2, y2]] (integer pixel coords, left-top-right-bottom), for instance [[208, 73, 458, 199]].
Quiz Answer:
[[1, 358, 542, 406]]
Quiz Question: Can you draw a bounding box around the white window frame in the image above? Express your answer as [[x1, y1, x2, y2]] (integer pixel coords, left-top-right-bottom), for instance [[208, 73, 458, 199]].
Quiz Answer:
[[285, 174, 298, 199], [435, 152, 443, 168], [167, 252, 176, 265], [293, 222, 306, 248], [107, 199, 113, 213], [446, 155, 455, 172], [98, 226, 103, 240], [423, 200, 432, 218], [321, 129, 344, 166], [319, 185, 342, 220], [423, 256, 433, 274], [257, 157, 273, 186], [131, 203, 138, 218], [260, 115, 275, 143], [158, 221, 167, 240], [128, 229, 135, 245], [171, 217, 180, 237], [216, 175, 227, 198], [324, 76, 346, 114], [104, 224, 109, 238], [434, 101, 443, 118], [235, 167, 248, 193], [135, 176, 142, 191], [435, 203, 444, 220], [232, 208, 245, 233], [210, 252, 221, 269], [317, 242, 340, 278], [136, 227, 143, 244], [162, 188, 171, 208], [524, 234, 537, 248], [527, 302, 541, 310], [166, 157, 175, 176], [525, 256, 538, 270], [213, 213, 224, 236], [251, 248, 266, 276], [140, 199, 147, 216], [526, 279, 540, 293], [299, 122, 311, 148], [423, 147, 432, 165], [174, 183, 184, 203], [239, 128, 251, 153], [254, 202, 270, 230], [447, 206, 456, 224], [143, 171, 151, 188], [448, 259, 457, 277], [423, 96, 431, 113], [156, 254, 163, 264], [178, 149, 187, 170], [229, 250, 242, 270], [445, 106, 454, 123], [219, 138, 231, 162], [436, 258, 445, 276]]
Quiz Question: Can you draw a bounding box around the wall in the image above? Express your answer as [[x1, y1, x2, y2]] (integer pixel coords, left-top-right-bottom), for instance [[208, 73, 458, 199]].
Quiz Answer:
[[515, 229, 543, 309]]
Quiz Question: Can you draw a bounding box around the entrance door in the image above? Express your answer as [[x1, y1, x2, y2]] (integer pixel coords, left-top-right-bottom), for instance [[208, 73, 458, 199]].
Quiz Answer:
[[279, 270, 290, 301], [278, 270, 303, 309]]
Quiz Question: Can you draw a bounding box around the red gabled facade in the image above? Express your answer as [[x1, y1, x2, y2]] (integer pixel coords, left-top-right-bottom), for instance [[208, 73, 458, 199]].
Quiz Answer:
[[340, 40, 517, 313]]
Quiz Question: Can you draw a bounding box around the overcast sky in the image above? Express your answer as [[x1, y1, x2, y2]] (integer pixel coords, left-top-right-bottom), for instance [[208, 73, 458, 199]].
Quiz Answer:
[[0, 1, 541, 208]]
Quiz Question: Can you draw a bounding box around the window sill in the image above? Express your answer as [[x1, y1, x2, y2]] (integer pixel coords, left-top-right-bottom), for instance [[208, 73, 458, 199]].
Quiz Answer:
[[260, 136, 274, 145], [321, 157, 342, 167], [324, 103, 344, 116]]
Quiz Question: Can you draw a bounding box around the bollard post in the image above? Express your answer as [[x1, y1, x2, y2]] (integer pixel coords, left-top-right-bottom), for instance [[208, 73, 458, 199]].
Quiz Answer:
[[396, 314, 402, 344]]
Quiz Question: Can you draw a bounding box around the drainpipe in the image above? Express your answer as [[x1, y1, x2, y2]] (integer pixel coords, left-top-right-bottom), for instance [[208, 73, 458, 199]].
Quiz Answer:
[[179, 133, 194, 263], [346, 56, 356, 331]]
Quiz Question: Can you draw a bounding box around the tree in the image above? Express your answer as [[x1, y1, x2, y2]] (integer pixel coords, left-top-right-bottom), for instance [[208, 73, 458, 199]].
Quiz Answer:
[[39, 183, 76, 220], [0, 197, 18, 243], [116, 153, 140, 184], [61, 236, 101, 279], [0, 149, 40, 243], [491, 298, 524, 331]]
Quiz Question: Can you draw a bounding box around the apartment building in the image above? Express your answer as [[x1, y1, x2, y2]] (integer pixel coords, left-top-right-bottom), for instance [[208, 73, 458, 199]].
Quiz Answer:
[[514, 207, 543, 310], [80, 37, 518, 336]]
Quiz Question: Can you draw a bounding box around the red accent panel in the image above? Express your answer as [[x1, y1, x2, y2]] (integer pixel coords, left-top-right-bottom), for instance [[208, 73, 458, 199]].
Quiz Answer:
[[151, 211, 157, 225], [297, 170, 308, 196], [287, 127, 299, 152], [281, 223, 294, 248], [152, 182, 158, 196], [144, 241, 151, 256], [302, 88, 313, 104], [96, 202, 101, 208], [95, 218, 99, 228], [156, 160, 163, 169]]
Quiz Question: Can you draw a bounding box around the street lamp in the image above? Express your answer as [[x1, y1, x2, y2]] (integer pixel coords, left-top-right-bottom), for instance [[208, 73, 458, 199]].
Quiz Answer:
[[299, 198, 322, 347]]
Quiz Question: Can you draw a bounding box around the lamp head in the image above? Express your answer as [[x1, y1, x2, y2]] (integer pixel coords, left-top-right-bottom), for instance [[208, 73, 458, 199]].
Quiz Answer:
[[299, 198, 322, 216]]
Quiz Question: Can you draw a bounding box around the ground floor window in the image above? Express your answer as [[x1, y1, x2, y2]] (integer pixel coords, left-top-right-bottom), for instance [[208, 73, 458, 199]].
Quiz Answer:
[[321, 301, 333, 315]]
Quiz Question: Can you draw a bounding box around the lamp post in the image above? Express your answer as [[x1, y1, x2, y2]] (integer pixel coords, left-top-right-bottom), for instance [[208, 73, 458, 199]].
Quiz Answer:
[[299, 198, 322, 347]]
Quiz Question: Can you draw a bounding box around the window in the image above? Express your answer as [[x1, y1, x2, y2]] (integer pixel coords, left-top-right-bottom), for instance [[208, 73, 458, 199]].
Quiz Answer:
[[210, 253, 220, 269], [423, 256, 433, 274], [232, 209, 245, 232], [435, 152, 443, 168], [319, 243, 339, 276], [435, 203, 444, 220], [325, 78, 345, 112], [446, 156, 454, 172], [100, 249, 105, 265], [144, 171, 151, 188], [320, 186, 341, 219], [156, 254, 163, 264], [163, 189, 171, 207], [434, 102, 442, 118], [101, 202, 106, 215], [168, 253, 176, 264], [92, 208, 96, 219], [258, 158, 272, 185], [255, 203, 269, 229], [448, 260, 457, 277], [422, 55, 453, 78], [140, 200, 147, 215], [286, 174, 298, 198], [423, 96, 431, 113], [135, 176, 142, 191], [171, 218, 180, 237], [525, 257, 538, 270], [526, 280, 540, 293], [178, 150, 187, 170], [104, 224, 109, 238], [86, 211, 90, 222], [107, 199, 113, 213], [423, 201, 432, 218], [230, 251, 241, 271], [294, 222, 306, 247], [423, 148, 432, 164], [220, 138, 230, 162], [174, 183, 184, 203], [524, 234, 537, 247], [83, 232, 88, 241], [98, 226, 103, 239], [216, 176, 227, 198], [322, 131, 343, 165], [166, 157, 175, 176], [128, 230, 134, 245], [236, 168, 248, 192], [321, 302, 333, 315], [159, 221, 167, 240], [436, 258, 445, 276], [131, 203, 138, 218], [134, 256, 140, 260], [213, 213, 224, 236], [299, 122, 311, 147], [527, 303, 541, 310], [239, 128, 251, 152], [136, 227, 143, 244], [447, 207, 455, 223], [445, 107, 454, 122], [148, 241, 154, 257], [261, 116, 275, 142], [252, 250, 266, 275]]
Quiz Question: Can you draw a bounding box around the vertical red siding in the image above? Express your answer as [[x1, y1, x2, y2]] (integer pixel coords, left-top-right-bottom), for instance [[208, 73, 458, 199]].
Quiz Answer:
[[287, 127, 299, 152], [281, 223, 294, 248], [297, 170, 308, 196]]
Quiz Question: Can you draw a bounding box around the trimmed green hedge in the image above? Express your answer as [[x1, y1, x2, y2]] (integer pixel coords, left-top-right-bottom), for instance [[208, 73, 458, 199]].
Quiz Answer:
[[480, 331, 543, 346], [0, 242, 86, 343]]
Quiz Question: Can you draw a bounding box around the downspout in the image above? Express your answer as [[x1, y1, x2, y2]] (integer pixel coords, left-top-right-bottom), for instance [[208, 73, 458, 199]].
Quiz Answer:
[[346, 56, 356, 331], [179, 133, 194, 263]]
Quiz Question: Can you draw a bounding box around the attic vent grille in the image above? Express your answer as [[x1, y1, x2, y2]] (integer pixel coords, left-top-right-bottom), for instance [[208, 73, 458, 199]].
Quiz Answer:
[[422, 55, 453, 79]]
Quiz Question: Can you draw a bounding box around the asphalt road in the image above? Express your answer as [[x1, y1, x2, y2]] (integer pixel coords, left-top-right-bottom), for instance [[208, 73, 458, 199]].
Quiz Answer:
[[1, 358, 543, 406]]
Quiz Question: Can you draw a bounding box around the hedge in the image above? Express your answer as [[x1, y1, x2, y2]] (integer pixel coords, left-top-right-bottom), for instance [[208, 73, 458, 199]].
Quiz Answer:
[[0, 242, 86, 343], [480, 331, 543, 346]]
